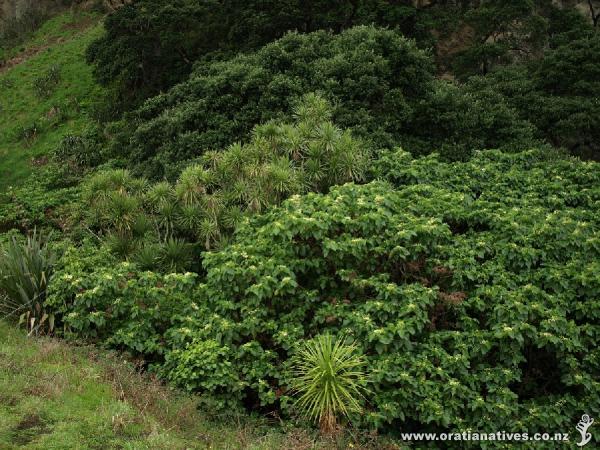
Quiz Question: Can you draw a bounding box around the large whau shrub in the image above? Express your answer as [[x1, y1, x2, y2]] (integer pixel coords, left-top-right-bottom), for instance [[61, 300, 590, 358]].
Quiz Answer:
[[161, 149, 599, 438], [46, 243, 197, 357]]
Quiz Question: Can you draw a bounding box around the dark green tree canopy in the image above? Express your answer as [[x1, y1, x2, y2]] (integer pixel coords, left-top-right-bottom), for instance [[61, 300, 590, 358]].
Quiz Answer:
[[112, 26, 433, 178], [85, 0, 428, 109], [109, 26, 536, 179], [86, 0, 225, 107], [448, 0, 596, 77], [86, 0, 594, 112], [468, 33, 600, 160]]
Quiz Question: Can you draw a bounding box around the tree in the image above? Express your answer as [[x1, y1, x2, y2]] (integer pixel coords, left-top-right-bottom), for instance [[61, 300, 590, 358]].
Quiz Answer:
[[86, 0, 430, 111], [585, 0, 600, 27], [469, 32, 600, 159], [86, 0, 226, 110], [107, 26, 536, 180], [448, 0, 597, 77]]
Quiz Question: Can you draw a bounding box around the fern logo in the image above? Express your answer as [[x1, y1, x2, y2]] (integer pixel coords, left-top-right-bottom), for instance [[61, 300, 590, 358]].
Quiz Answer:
[[576, 414, 594, 447]]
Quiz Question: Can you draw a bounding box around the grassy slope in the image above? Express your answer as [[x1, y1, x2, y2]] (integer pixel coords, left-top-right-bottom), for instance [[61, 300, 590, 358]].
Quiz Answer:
[[0, 322, 357, 450], [0, 12, 103, 191]]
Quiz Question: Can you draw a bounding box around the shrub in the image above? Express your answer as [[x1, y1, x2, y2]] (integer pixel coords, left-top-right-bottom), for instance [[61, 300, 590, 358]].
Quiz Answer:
[[115, 26, 535, 179], [160, 149, 600, 437], [82, 95, 369, 253], [105, 231, 136, 259], [46, 243, 197, 357], [407, 80, 538, 158], [81, 169, 146, 232], [53, 129, 105, 168], [0, 230, 56, 333], [17, 122, 40, 146], [160, 339, 241, 406], [0, 166, 80, 232], [290, 334, 368, 435], [157, 238, 193, 273], [132, 242, 161, 270], [32, 65, 61, 98], [115, 26, 430, 178]]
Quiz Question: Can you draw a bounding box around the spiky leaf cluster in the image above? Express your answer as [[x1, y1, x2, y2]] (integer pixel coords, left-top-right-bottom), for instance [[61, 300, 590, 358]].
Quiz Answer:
[[82, 95, 368, 256]]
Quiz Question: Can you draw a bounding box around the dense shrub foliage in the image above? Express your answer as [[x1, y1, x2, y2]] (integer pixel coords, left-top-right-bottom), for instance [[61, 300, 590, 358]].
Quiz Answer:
[[46, 150, 600, 442], [46, 243, 197, 358], [112, 26, 536, 179], [469, 33, 600, 160], [0, 167, 79, 233], [79, 96, 368, 268], [85, 0, 592, 109], [53, 128, 107, 169], [3, 2, 599, 445], [85, 0, 433, 108]]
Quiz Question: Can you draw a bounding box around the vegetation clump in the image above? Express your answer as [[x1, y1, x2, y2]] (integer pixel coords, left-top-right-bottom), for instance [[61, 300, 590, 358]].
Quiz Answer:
[[32, 64, 61, 98], [290, 334, 368, 435], [79, 94, 368, 266], [109, 26, 537, 179], [0, 230, 55, 334], [46, 150, 600, 437], [1, 2, 599, 446]]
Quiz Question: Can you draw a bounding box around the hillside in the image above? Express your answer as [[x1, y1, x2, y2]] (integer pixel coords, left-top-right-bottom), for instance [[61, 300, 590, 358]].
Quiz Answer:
[[0, 11, 102, 190], [0, 2, 599, 449]]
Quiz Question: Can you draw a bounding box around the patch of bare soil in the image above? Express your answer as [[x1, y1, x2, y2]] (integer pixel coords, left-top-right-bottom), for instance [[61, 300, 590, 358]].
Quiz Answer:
[[31, 155, 50, 167], [433, 23, 476, 75], [61, 15, 97, 32], [0, 38, 62, 74]]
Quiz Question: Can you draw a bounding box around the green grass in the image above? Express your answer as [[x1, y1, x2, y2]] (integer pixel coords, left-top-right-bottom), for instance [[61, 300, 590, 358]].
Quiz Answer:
[[0, 322, 379, 450], [0, 11, 104, 191]]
